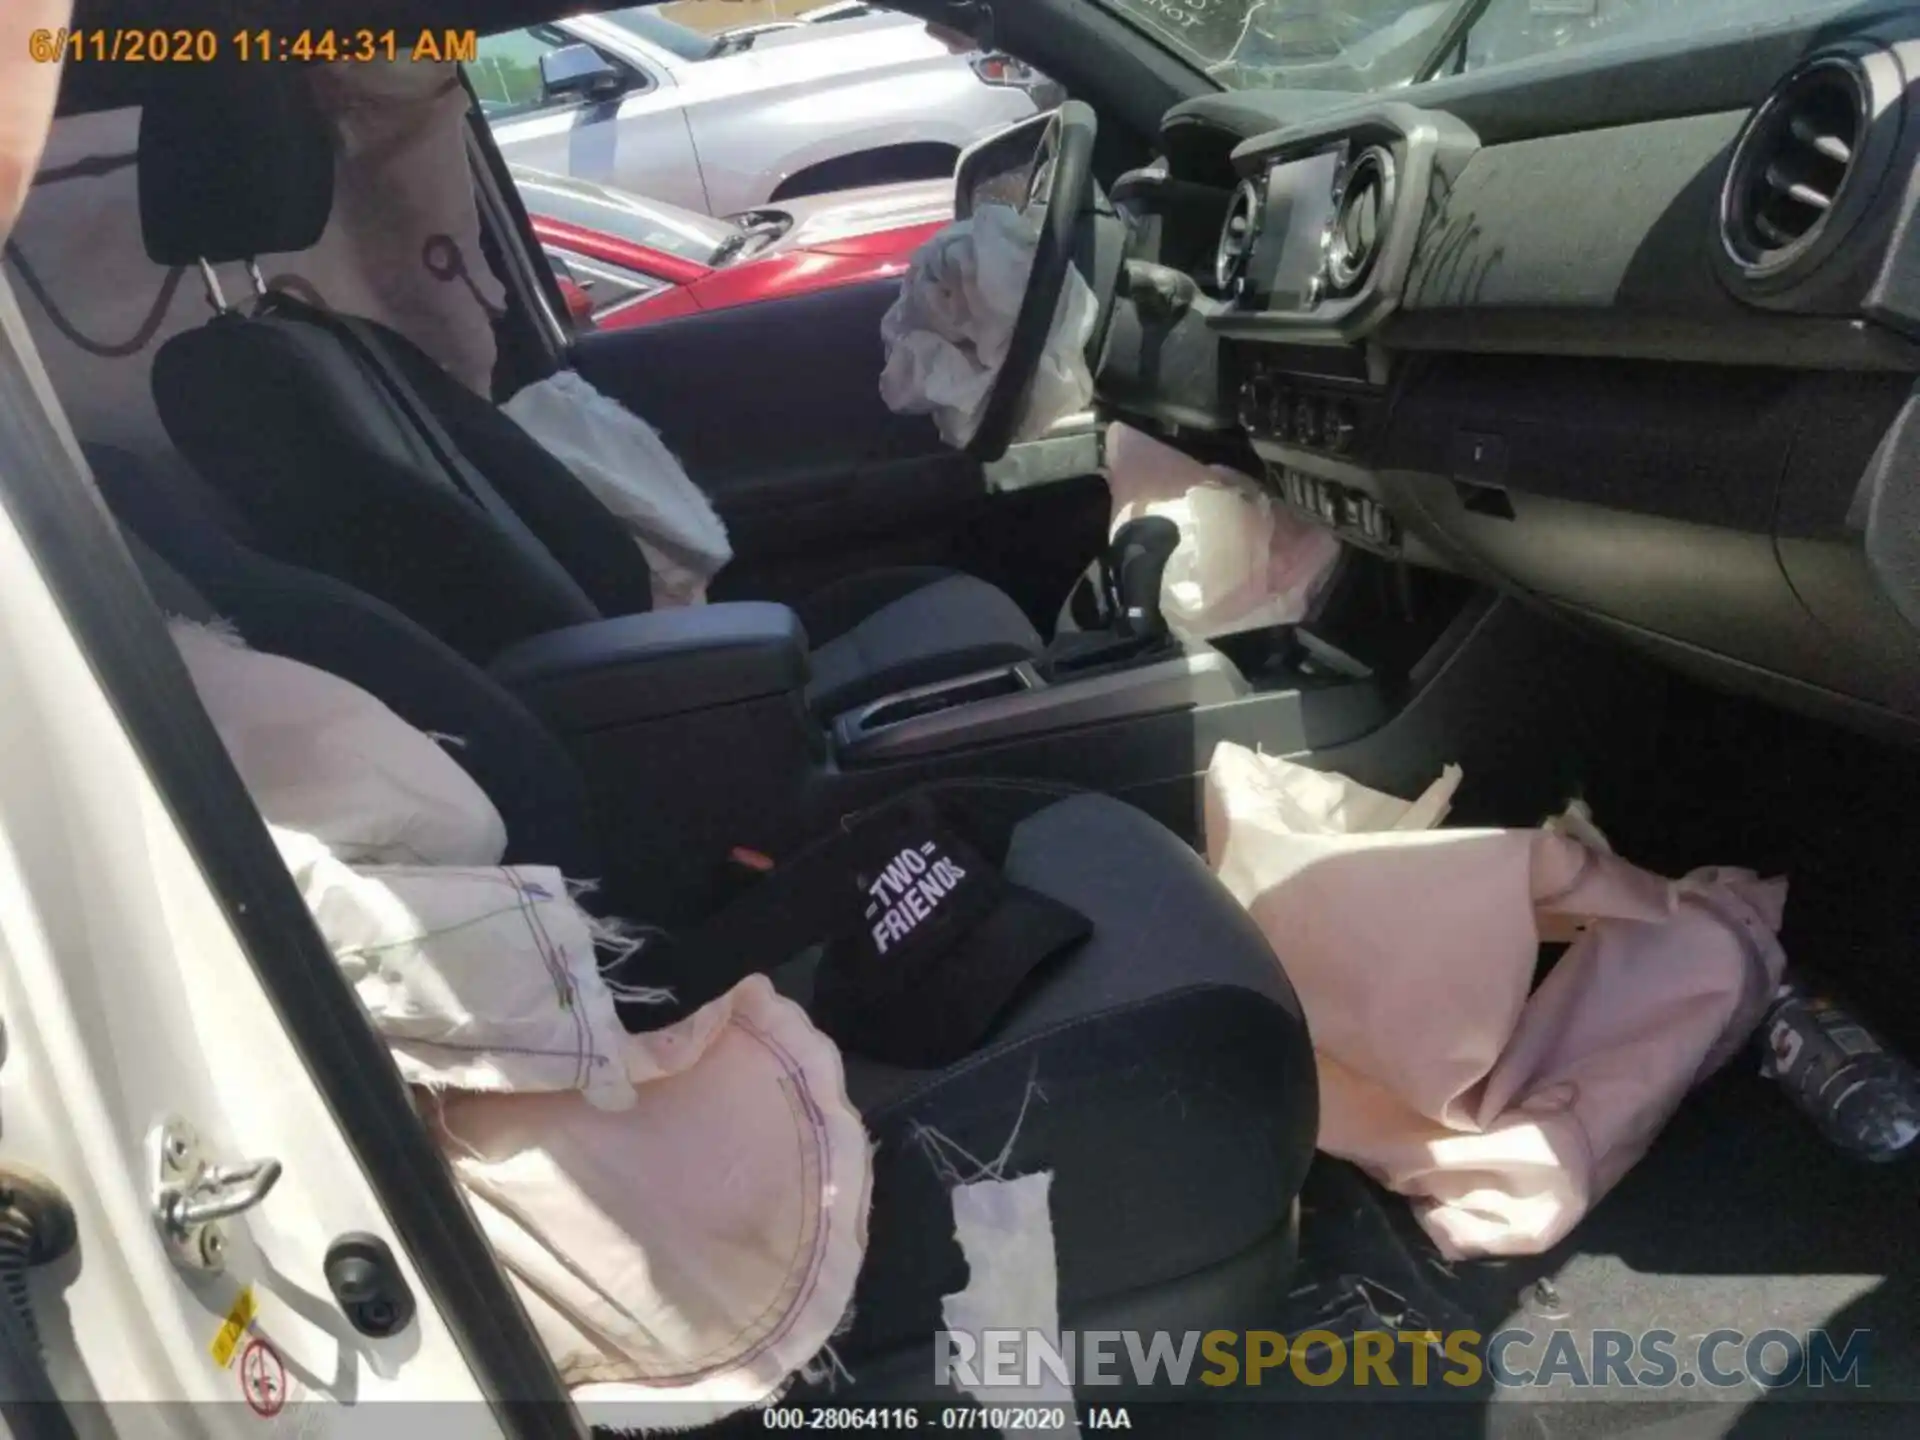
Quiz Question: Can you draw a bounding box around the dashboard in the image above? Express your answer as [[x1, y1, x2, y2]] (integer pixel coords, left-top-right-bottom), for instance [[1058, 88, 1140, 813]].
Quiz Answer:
[[1097, 4, 1920, 741]]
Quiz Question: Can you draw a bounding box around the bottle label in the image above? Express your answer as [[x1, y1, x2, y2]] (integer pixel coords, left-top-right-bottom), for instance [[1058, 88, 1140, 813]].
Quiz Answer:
[[1823, 1022, 1881, 1059], [1766, 1019, 1804, 1076]]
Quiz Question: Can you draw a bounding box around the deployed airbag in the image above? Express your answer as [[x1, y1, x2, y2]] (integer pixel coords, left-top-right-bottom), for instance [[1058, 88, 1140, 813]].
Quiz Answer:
[[276, 59, 505, 395], [941, 1172, 1081, 1434], [170, 618, 869, 1422], [1205, 744, 1788, 1258], [879, 203, 1096, 449], [1105, 422, 1341, 641], [502, 369, 731, 609]]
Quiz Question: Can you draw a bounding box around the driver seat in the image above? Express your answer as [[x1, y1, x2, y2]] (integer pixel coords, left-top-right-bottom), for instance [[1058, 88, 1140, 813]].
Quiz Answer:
[[136, 68, 1045, 720]]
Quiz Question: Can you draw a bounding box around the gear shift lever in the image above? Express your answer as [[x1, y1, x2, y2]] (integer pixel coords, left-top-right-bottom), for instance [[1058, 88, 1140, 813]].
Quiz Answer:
[[1104, 516, 1182, 638]]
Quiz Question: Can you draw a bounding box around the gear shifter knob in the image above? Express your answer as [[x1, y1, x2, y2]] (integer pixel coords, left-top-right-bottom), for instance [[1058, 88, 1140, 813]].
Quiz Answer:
[[1105, 516, 1182, 638]]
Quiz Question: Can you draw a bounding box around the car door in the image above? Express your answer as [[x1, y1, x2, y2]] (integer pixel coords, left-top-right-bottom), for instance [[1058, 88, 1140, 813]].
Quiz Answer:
[[471, 25, 711, 215], [566, 277, 1108, 628]]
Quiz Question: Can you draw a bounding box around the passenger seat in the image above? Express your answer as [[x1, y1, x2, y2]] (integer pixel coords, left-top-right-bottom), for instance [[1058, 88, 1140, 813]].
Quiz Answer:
[[135, 67, 1045, 719], [92, 440, 1318, 1401]]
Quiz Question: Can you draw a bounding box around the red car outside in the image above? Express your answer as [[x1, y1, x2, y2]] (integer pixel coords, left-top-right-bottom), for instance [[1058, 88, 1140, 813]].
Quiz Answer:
[[513, 165, 952, 330]]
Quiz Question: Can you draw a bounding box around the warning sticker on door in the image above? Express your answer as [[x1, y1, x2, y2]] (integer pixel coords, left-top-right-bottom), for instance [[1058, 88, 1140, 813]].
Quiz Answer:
[[210, 1285, 259, 1368], [239, 1337, 288, 1418]]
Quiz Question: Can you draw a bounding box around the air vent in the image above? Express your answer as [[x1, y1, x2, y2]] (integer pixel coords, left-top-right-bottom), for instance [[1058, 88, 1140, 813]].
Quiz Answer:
[[1215, 177, 1263, 297], [1720, 54, 1870, 280], [1327, 147, 1395, 295]]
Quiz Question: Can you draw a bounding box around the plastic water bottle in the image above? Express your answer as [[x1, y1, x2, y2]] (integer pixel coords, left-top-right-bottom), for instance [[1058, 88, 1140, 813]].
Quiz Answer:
[[1758, 973, 1920, 1162]]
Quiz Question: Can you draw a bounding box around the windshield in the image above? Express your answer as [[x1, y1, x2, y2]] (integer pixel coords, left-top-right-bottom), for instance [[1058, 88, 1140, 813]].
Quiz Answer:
[[1095, 0, 1853, 93], [597, 6, 724, 61]]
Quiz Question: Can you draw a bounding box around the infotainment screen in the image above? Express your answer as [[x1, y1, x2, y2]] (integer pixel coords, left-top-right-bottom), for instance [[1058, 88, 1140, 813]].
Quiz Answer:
[[1257, 146, 1345, 311]]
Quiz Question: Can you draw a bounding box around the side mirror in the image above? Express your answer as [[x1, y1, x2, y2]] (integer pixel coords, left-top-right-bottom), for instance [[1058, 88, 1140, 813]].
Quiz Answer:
[[540, 43, 627, 103]]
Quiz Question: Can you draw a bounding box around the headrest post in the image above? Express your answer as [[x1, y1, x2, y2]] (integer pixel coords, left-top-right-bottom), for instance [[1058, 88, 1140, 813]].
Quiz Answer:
[[197, 259, 230, 316]]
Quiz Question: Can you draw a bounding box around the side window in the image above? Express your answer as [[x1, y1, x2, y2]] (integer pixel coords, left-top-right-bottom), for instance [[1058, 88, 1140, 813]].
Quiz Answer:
[[543, 246, 669, 320], [466, 26, 648, 121]]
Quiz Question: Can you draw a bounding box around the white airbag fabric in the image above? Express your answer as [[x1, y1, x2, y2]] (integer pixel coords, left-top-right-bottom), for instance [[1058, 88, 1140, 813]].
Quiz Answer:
[[502, 369, 731, 608], [8, 57, 502, 459], [271, 829, 637, 1111], [1105, 422, 1342, 641], [171, 619, 629, 1107], [273, 60, 506, 395], [1204, 744, 1788, 1258], [169, 620, 869, 1418], [941, 1172, 1080, 1436], [452, 972, 869, 1423], [168, 618, 505, 867], [879, 203, 1096, 449]]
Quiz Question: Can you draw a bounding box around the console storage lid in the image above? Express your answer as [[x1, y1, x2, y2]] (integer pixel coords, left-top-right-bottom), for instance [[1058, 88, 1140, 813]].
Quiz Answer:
[[490, 603, 808, 731]]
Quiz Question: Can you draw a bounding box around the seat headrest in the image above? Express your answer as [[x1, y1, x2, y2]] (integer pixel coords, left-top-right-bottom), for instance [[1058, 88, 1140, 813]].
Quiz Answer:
[[138, 67, 334, 267]]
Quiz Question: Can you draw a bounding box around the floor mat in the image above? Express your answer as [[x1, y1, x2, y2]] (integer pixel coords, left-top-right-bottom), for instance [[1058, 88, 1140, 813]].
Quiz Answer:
[[1432, 1066, 1914, 1421], [1216, 1065, 1919, 1440]]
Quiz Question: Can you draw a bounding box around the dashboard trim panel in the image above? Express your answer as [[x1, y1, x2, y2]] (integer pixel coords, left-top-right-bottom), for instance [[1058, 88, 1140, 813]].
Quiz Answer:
[[1207, 103, 1482, 346]]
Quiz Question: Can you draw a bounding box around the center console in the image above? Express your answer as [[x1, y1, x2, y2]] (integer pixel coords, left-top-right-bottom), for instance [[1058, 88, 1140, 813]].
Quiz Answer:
[[490, 602, 810, 730], [832, 638, 1247, 763], [832, 516, 1248, 761], [490, 603, 823, 923], [1235, 345, 1402, 557], [489, 549, 1396, 922]]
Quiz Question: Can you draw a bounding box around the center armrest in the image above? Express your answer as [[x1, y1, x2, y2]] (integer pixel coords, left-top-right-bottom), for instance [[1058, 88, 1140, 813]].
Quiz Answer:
[[489, 603, 809, 730]]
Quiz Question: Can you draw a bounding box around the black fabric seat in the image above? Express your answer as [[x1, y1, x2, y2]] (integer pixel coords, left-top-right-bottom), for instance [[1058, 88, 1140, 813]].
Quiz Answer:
[[93, 442, 1317, 1407], [135, 68, 1044, 720]]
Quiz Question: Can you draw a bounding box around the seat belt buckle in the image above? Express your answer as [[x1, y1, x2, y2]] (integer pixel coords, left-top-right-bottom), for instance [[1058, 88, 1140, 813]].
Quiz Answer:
[[716, 845, 778, 905], [729, 846, 777, 874]]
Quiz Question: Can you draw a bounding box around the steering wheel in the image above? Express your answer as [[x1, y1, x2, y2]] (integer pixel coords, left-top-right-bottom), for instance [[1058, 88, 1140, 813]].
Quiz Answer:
[[966, 100, 1100, 464]]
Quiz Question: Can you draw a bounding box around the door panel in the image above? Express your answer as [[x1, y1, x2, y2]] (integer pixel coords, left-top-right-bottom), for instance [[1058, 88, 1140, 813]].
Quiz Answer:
[[570, 280, 980, 565], [568, 280, 1109, 624]]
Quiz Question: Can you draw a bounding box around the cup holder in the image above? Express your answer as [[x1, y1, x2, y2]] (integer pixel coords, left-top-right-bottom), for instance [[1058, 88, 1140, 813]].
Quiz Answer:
[[841, 666, 1035, 736]]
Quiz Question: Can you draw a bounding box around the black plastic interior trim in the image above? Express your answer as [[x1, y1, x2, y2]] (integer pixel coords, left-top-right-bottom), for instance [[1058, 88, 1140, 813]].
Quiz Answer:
[[1570, 604, 1920, 748], [490, 603, 809, 728], [0, 320, 583, 1433], [1213, 105, 1481, 346], [1861, 382, 1920, 631], [1377, 308, 1920, 369], [1412, 0, 1495, 85]]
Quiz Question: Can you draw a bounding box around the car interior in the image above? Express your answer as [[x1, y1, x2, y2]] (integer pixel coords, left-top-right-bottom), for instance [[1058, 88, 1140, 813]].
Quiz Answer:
[[10, 0, 1920, 1434]]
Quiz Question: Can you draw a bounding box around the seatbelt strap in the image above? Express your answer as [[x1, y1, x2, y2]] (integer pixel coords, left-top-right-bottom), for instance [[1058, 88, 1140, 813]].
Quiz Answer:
[[633, 792, 941, 1019], [270, 297, 597, 618]]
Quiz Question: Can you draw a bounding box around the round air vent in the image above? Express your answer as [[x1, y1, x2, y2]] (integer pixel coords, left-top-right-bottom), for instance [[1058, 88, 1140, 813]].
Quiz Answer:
[[1326, 147, 1395, 295], [1719, 53, 1876, 282], [1215, 177, 1264, 296]]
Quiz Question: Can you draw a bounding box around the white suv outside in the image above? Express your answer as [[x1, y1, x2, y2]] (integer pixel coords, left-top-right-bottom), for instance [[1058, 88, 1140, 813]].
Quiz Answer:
[[471, 6, 1059, 217]]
